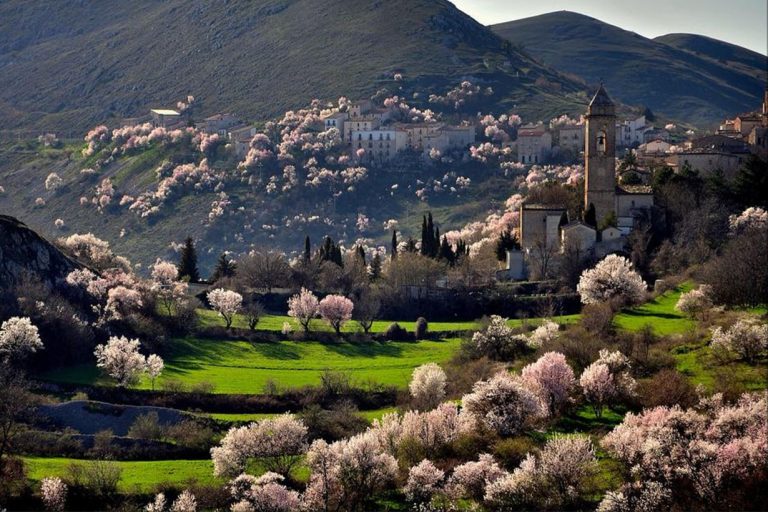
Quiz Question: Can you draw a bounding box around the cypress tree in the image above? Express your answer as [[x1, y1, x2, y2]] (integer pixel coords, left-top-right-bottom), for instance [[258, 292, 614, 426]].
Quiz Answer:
[[433, 224, 440, 259], [356, 245, 366, 265], [370, 253, 382, 280], [177, 237, 200, 283], [420, 215, 429, 256], [438, 235, 454, 265], [210, 252, 236, 282], [391, 230, 398, 260]]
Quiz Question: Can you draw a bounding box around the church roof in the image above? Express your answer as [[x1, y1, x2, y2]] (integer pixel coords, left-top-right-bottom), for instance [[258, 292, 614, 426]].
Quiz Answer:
[[589, 84, 614, 108]]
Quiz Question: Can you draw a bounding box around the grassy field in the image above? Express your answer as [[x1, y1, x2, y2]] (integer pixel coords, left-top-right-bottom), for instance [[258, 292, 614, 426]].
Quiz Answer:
[[43, 337, 463, 393], [613, 283, 696, 335], [205, 406, 397, 423], [197, 309, 580, 333], [24, 458, 222, 492], [672, 340, 768, 391]]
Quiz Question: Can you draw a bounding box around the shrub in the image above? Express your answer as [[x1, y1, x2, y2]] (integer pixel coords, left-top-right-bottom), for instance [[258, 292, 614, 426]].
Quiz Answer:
[[580, 303, 615, 338], [384, 322, 409, 341], [492, 436, 537, 469], [127, 412, 164, 441], [636, 369, 697, 408], [414, 317, 429, 340]]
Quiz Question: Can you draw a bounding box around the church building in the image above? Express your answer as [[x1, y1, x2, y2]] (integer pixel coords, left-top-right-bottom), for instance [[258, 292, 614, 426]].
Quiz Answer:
[[510, 85, 653, 279]]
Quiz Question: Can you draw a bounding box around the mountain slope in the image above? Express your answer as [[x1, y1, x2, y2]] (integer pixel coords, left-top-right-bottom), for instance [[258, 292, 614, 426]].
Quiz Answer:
[[0, 0, 584, 132], [491, 11, 767, 125], [654, 33, 767, 74]]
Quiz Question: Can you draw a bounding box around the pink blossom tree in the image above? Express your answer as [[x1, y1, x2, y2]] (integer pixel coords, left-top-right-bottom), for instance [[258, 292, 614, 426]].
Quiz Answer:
[[446, 453, 505, 502], [485, 435, 597, 509], [318, 295, 354, 334], [229, 472, 300, 512], [404, 459, 444, 504], [710, 317, 768, 362], [521, 351, 575, 415], [211, 414, 308, 477], [0, 316, 43, 362], [577, 254, 647, 307], [287, 288, 319, 333], [461, 371, 545, 435], [207, 288, 242, 329]]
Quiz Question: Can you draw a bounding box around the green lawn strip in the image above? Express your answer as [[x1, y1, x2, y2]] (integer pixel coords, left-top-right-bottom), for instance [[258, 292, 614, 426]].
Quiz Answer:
[[41, 337, 463, 394], [196, 309, 478, 333], [614, 283, 695, 335], [24, 457, 222, 493], [205, 406, 398, 423], [672, 340, 768, 390], [197, 308, 581, 333]]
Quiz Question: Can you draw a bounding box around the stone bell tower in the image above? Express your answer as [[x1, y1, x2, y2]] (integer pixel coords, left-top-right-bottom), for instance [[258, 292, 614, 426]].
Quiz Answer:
[[584, 84, 617, 223]]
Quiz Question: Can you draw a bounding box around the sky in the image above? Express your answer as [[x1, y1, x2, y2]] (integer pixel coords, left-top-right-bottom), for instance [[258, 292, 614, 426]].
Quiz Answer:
[[452, 0, 768, 56]]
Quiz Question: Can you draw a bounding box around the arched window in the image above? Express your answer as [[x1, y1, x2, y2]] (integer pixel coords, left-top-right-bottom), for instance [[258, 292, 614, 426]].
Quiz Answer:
[[597, 130, 607, 154]]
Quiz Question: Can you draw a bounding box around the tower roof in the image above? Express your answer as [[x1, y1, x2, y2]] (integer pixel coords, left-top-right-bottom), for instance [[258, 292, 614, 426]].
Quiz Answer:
[[589, 84, 614, 108]]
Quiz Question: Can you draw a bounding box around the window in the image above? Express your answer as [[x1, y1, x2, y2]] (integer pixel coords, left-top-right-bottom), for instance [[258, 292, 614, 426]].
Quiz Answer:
[[597, 130, 607, 154]]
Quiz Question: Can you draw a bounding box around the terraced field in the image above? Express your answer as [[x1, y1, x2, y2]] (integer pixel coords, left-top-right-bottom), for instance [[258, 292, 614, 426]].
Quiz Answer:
[[43, 337, 463, 393]]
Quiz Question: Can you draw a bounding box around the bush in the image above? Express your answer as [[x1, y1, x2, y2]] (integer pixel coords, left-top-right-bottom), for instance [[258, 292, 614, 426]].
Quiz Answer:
[[384, 322, 410, 341], [637, 369, 697, 408], [580, 303, 614, 339], [166, 420, 215, 450], [127, 412, 164, 441], [492, 436, 537, 469], [414, 317, 428, 340]]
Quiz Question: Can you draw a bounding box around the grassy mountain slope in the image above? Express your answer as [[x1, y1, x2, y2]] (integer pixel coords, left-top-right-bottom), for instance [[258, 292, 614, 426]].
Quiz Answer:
[[491, 11, 767, 126], [0, 0, 585, 132], [654, 33, 768, 76]]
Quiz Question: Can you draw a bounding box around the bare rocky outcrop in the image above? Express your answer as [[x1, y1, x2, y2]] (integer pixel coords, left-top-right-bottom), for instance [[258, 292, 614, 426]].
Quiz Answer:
[[0, 214, 83, 290]]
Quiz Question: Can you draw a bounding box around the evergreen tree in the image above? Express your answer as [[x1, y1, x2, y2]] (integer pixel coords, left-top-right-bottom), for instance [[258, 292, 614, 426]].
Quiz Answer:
[[438, 235, 455, 265], [356, 245, 366, 265], [495, 229, 520, 261], [210, 252, 236, 282], [405, 237, 418, 253], [734, 155, 768, 208], [370, 253, 382, 280], [391, 230, 398, 261], [420, 215, 429, 256], [177, 237, 200, 283], [303, 236, 311, 264]]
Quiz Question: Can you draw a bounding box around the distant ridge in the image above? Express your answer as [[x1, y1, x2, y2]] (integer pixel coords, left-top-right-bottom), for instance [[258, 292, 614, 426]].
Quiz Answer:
[[491, 11, 767, 125]]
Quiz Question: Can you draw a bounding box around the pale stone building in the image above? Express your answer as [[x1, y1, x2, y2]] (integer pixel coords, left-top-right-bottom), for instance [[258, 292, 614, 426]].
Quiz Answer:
[[150, 109, 181, 128], [203, 113, 239, 135], [517, 124, 552, 164], [557, 124, 584, 152], [584, 84, 618, 224], [352, 129, 408, 162]]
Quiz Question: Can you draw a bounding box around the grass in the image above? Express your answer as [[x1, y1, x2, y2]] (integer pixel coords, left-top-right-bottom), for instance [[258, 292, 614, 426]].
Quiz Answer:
[[24, 457, 222, 493], [205, 406, 398, 423], [614, 283, 696, 335], [42, 337, 463, 394], [197, 308, 581, 333], [672, 340, 768, 390]]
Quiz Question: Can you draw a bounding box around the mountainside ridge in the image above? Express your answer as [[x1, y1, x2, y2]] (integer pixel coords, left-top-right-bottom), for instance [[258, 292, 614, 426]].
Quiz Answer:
[[491, 10, 767, 125]]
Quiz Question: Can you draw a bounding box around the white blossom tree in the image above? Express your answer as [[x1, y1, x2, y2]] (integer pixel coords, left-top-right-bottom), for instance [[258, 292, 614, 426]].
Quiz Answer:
[[211, 414, 308, 477], [409, 362, 447, 411], [0, 316, 43, 362], [710, 317, 768, 362], [404, 459, 444, 504], [145, 354, 164, 390], [577, 254, 647, 307], [521, 352, 575, 415], [40, 476, 67, 511], [675, 285, 714, 318], [94, 336, 147, 387], [170, 489, 197, 512], [287, 288, 319, 333], [461, 371, 545, 435], [207, 288, 242, 329]]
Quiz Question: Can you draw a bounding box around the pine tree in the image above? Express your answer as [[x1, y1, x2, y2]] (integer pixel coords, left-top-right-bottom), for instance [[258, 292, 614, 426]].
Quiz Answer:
[[210, 252, 236, 282], [370, 253, 382, 280], [177, 237, 200, 283], [303, 236, 311, 264], [391, 230, 398, 261]]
